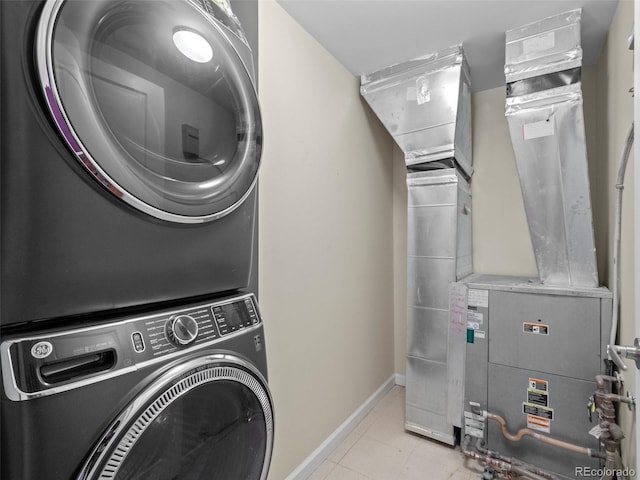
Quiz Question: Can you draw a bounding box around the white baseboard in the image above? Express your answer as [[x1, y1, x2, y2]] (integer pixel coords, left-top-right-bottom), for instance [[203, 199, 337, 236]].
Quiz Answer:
[[394, 373, 406, 387], [285, 373, 402, 480]]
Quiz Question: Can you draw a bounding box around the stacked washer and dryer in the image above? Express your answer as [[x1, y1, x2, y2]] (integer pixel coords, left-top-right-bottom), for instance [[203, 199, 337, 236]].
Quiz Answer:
[[0, 1, 273, 479]]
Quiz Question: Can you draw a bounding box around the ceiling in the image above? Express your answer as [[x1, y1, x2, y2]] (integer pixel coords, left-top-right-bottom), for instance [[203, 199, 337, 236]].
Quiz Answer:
[[276, 0, 620, 92]]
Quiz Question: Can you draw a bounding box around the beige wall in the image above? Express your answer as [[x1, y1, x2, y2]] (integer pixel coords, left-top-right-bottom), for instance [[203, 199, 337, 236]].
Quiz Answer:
[[257, 2, 396, 478], [595, 0, 636, 469], [470, 88, 538, 276]]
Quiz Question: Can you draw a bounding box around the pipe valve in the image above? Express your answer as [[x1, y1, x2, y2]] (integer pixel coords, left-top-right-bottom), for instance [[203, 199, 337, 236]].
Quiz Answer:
[[609, 338, 640, 370]]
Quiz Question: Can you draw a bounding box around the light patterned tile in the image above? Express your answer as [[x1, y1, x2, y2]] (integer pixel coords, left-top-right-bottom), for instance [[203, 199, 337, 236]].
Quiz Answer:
[[411, 438, 460, 463], [306, 387, 471, 480], [396, 440, 461, 480], [446, 467, 476, 480], [339, 435, 412, 480], [353, 408, 380, 436], [374, 387, 405, 422], [329, 430, 361, 463], [324, 464, 371, 480], [372, 386, 403, 416], [362, 412, 423, 452], [308, 460, 337, 480]]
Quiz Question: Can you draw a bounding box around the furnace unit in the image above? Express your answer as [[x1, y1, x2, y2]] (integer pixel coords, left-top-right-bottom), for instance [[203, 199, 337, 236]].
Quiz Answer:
[[461, 275, 611, 479]]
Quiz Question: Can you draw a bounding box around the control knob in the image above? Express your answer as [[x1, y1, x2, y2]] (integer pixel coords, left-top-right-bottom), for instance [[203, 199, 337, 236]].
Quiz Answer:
[[166, 315, 199, 346]]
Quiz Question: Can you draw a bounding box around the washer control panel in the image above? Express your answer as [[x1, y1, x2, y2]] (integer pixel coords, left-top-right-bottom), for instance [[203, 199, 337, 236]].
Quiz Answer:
[[143, 296, 260, 356], [1, 294, 262, 401]]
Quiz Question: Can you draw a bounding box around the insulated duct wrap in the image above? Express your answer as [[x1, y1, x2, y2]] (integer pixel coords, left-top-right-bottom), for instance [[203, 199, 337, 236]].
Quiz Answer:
[[361, 47, 473, 445], [505, 9, 599, 288], [360, 45, 472, 176]]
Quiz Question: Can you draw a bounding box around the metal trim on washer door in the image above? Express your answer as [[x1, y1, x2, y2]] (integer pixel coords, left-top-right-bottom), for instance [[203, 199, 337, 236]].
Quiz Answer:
[[77, 354, 274, 480], [35, 0, 262, 224]]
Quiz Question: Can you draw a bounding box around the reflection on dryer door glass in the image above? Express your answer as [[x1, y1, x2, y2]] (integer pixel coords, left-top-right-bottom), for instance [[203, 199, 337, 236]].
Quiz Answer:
[[49, 0, 262, 218]]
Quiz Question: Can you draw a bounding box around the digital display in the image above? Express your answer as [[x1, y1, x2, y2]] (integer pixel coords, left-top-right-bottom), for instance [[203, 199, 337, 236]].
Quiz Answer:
[[211, 299, 258, 336], [222, 302, 252, 329]]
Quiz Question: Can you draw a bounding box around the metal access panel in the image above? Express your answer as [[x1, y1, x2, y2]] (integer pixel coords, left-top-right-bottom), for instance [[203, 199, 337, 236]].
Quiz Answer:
[[487, 364, 600, 479], [459, 275, 611, 479], [406, 169, 472, 445], [463, 286, 490, 412], [489, 291, 603, 381]]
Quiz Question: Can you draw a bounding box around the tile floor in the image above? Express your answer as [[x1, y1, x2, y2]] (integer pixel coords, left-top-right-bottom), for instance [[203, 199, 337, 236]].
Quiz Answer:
[[307, 386, 484, 480]]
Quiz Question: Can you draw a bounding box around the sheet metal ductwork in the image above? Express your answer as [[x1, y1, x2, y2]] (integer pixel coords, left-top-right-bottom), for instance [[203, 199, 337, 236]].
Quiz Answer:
[[361, 46, 473, 445], [360, 45, 472, 176], [505, 9, 599, 288]]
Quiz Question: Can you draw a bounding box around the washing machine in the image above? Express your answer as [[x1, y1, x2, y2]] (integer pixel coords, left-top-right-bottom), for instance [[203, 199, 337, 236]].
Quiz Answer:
[[1, 292, 273, 479], [0, 0, 262, 327]]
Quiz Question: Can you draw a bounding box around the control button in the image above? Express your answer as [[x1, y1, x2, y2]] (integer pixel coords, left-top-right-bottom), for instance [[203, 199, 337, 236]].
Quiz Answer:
[[131, 332, 145, 353], [166, 315, 199, 347]]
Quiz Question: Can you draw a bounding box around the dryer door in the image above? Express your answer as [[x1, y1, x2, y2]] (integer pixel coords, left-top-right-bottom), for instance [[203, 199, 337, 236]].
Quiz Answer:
[[78, 355, 274, 480], [37, 0, 262, 223]]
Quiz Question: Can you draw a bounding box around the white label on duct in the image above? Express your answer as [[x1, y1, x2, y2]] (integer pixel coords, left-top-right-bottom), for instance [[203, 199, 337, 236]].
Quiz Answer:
[[416, 76, 431, 104], [523, 119, 555, 140], [468, 310, 483, 324], [522, 32, 556, 54], [468, 289, 488, 308], [474, 330, 486, 339]]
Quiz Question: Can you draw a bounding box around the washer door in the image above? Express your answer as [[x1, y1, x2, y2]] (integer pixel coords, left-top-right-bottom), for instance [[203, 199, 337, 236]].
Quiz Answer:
[[37, 0, 262, 223], [78, 355, 273, 480]]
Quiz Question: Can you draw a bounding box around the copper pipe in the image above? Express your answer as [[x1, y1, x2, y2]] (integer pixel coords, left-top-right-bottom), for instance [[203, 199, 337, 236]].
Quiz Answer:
[[472, 439, 559, 480], [485, 412, 605, 459], [596, 375, 619, 390], [461, 435, 559, 480], [594, 375, 626, 480]]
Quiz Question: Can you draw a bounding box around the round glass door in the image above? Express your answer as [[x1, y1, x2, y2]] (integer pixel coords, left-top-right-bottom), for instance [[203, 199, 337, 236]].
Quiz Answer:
[[37, 0, 262, 223], [78, 356, 274, 480]]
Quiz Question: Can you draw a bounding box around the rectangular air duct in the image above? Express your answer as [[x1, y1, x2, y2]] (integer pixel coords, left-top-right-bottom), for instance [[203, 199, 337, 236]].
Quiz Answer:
[[505, 9, 599, 288], [361, 45, 472, 176], [360, 46, 473, 445], [405, 169, 471, 445], [361, 46, 473, 445]]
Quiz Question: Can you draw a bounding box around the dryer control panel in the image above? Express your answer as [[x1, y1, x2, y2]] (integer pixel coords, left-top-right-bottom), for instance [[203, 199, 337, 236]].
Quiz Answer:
[[1, 294, 262, 401]]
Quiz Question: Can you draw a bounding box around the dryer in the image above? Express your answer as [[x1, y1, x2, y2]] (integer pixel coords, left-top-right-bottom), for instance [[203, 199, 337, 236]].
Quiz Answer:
[[1, 0, 262, 327], [1, 292, 273, 480]]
